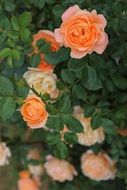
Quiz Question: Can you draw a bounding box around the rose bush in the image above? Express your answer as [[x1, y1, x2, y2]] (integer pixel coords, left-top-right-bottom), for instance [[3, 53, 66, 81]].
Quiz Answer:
[[0, 0, 127, 190]]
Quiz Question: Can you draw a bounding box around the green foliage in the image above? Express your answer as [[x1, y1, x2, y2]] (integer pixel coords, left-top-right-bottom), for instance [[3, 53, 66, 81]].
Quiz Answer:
[[0, 0, 127, 189]]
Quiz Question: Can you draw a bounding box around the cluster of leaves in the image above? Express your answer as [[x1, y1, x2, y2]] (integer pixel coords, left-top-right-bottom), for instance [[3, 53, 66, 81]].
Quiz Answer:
[[0, 0, 127, 189]]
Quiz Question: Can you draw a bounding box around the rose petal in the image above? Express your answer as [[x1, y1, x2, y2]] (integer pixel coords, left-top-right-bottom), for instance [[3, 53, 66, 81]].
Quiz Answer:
[[92, 10, 107, 30], [94, 33, 109, 54], [70, 49, 88, 59], [54, 28, 64, 44], [38, 30, 54, 37], [62, 5, 80, 22]]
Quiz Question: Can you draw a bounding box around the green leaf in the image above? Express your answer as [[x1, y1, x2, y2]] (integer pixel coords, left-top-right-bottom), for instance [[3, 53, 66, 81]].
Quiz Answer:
[[64, 115, 83, 133], [91, 113, 102, 129], [0, 97, 15, 120], [0, 48, 11, 58], [101, 118, 117, 135], [58, 94, 71, 113], [46, 115, 64, 131], [19, 12, 31, 27], [54, 142, 68, 159], [0, 76, 14, 96], [12, 49, 21, 60], [20, 28, 30, 42], [64, 132, 78, 145], [4, 0, 15, 12], [61, 69, 75, 84], [112, 76, 127, 90], [45, 48, 70, 65], [84, 104, 95, 117], [72, 85, 87, 101], [33, 0, 45, 8], [68, 57, 87, 72], [11, 16, 20, 31], [30, 54, 41, 67], [7, 31, 19, 40], [46, 132, 61, 145], [82, 65, 97, 89]]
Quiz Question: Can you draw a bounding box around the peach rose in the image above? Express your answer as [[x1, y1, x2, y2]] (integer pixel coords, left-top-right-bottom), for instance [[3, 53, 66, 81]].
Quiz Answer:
[[18, 170, 39, 190], [44, 156, 77, 182], [81, 150, 116, 181], [0, 142, 11, 166], [20, 96, 48, 129], [27, 149, 44, 177], [73, 106, 105, 146], [54, 5, 108, 59], [23, 68, 59, 99]]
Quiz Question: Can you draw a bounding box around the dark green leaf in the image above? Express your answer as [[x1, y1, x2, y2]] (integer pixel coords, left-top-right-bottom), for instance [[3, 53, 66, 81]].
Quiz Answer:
[[0, 76, 14, 96], [0, 97, 15, 120], [61, 69, 75, 84], [102, 118, 117, 135], [64, 132, 78, 145], [54, 142, 68, 159], [64, 115, 83, 133], [46, 132, 61, 145], [68, 57, 87, 72], [84, 104, 95, 117], [91, 113, 102, 129], [72, 85, 87, 101], [82, 65, 97, 89], [46, 115, 64, 131]]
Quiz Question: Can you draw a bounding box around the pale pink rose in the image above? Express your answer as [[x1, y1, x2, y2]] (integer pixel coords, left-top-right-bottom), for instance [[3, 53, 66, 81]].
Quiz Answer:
[[44, 156, 77, 182], [54, 5, 108, 59], [81, 150, 116, 181], [73, 106, 105, 146], [0, 142, 11, 166]]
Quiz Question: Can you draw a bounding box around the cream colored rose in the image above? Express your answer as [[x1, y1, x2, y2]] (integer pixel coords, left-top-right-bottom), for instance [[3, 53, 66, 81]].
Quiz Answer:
[[0, 142, 11, 166], [81, 150, 116, 181], [44, 156, 77, 182], [73, 106, 105, 146], [23, 68, 59, 99]]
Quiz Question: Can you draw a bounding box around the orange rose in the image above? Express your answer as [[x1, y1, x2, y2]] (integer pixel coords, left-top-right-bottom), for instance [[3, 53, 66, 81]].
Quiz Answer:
[[18, 170, 39, 190], [81, 150, 116, 181], [32, 30, 60, 71], [20, 96, 48, 129], [54, 5, 108, 59]]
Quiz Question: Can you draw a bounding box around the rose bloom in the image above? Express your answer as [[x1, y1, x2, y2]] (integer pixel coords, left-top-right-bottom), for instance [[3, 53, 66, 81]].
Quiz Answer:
[[55, 5, 108, 59], [81, 150, 116, 181], [20, 96, 48, 129], [0, 142, 11, 166], [32, 30, 60, 71], [27, 149, 44, 177], [23, 68, 59, 99], [18, 170, 39, 190], [73, 106, 105, 146], [44, 156, 77, 182], [118, 128, 127, 137]]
